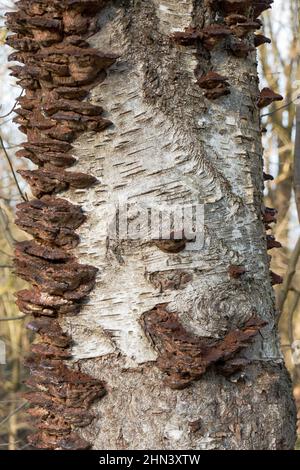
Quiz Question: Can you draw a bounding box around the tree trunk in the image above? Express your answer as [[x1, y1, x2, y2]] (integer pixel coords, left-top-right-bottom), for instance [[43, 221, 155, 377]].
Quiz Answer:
[[10, 0, 296, 450]]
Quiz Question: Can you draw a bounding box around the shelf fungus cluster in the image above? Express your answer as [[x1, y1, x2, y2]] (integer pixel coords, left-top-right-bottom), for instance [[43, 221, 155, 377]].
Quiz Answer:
[[7, 0, 115, 450], [142, 305, 266, 390], [172, 0, 276, 100], [141, 0, 283, 389]]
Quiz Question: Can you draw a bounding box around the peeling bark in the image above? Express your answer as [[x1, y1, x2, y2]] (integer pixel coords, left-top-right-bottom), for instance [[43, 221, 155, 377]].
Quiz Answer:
[[9, 0, 296, 450]]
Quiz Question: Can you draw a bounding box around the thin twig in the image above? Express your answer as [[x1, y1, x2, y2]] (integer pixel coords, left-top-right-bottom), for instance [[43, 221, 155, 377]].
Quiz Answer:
[[0, 88, 23, 119], [0, 403, 27, 428], [277, 236, 300, 315], [0, 134, 27, 202], [0, 248, 11, 257], [261, 95, 300, 118], [0, 316, 26, 322]]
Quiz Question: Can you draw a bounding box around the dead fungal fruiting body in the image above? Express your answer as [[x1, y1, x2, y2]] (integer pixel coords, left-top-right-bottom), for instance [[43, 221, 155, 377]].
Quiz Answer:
[[197, 71, 230, 100], [139, 0, 283, 390], [258, 87, 283, 109], [171, 0, 278, 103], [7, 0, 115, 450], [142, 305, 266, 390], [228, 264, 246, 279]]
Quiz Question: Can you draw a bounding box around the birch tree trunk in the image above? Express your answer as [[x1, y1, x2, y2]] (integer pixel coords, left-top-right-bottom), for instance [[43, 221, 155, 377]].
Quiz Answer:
[[10, 0, 296, 450]]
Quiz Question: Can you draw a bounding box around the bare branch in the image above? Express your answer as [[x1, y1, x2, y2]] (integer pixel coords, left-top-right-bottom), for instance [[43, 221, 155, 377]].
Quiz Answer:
[[0, 316, 26, 322], [277, 236, 300, 314], [0, 88, 23, 119], [0, 403, 27, 428], [0, 134, 27, 202]]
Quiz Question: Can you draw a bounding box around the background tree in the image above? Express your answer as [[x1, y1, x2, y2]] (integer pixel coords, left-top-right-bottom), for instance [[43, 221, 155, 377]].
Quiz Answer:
[[259, 0, 300, 442]]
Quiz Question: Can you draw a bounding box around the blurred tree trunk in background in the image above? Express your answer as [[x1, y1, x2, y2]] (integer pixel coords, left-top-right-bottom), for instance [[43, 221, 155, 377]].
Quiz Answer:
[[259, 0, 300, 441]]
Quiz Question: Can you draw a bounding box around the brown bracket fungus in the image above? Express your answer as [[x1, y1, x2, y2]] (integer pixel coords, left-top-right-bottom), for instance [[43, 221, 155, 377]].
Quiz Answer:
[[266, 235, 282, 250], [142, 304, 266, 389], [7, 0, 114, 450], [270, 271, 283, 286], [262, 207, 278, 227], [228, 264, 246, 278], [197, 71, 230, 100], [258, 87, 283, 109], [172, 27, 202, 46], [254, 34, 271, 47], [263, 172, 274, 181]]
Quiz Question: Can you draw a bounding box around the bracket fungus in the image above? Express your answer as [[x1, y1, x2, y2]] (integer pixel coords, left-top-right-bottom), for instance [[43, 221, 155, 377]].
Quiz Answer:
[[142, 304, 266, 389], [228, 37, 255, 58], [200, 24, 232, 50], [229, 20, 261, 38], [263, 172, 274, 181], [197, 71, 230, 99], [228, 264, 246, 279], [266, 235, 282, 250], [262, 207, 278, 227], [258, 87, 283, 109], [211, 0, 274, 17], [270, 271, 283, 286], [172, 27, 202, 46], [7, 0, 113, 449], [254, 34, 271, 47]]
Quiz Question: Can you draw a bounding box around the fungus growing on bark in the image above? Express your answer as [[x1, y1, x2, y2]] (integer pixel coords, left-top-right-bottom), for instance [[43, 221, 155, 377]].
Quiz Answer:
[[24, 356, 106, 449], [8, 0, 113, 449], [172, 27, 202, 46], [200, 24, 232, 50], [254, 34, 271, 47], [16, 288, 81, 317], [263, 172, 274, 181], [18, 168, 97, 197], [142, 304, 266, 389], [14, 241, 98, 300], [16, 196, 85, 248], [153, 236, 187, 254], [210, 0, 251, 14], [252, 0, 274, 18], [266, 235, 282, 250], [197, 71, 230, 100], [230, 20, 261, 38], [27, 431, 91, 451], [211, 0, 273, 17], [217, 357, 250, 378], [149, 270, 193, 293], [228, 264, 246, 278], [262, 207, 278, 226], [224, 14, 248, 26], [270, 271, 283, 286], [258, 88, 283, 109], [229, 38, 255, 58], [26, 318, 72, 348]]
